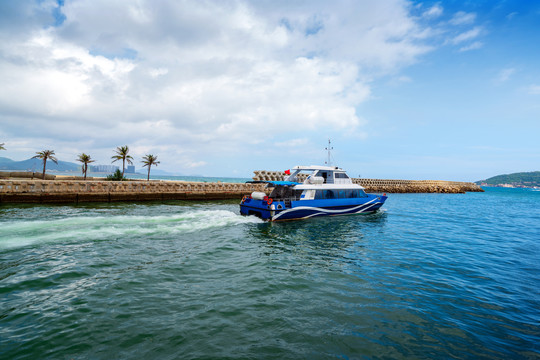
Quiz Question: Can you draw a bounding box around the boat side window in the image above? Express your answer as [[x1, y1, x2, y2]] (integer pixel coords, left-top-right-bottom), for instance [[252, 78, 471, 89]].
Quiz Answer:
[[359, 189, 368, 197], [315, 190, 324, 199], [334, 172, 350, 184], [338, 190, 346, 198], [324, 190, 335, 199]]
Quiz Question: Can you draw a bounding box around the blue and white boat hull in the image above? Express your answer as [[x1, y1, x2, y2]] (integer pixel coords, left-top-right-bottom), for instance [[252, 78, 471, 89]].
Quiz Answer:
[[240, 194, 387, 221]]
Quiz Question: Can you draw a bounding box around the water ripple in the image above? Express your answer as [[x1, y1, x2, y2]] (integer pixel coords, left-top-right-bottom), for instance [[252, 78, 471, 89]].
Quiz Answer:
[[1, 190, 539, 359]]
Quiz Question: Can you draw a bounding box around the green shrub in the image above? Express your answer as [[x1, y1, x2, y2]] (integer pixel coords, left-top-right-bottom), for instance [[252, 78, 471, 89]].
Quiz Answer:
[[106, 169, 126, 181]]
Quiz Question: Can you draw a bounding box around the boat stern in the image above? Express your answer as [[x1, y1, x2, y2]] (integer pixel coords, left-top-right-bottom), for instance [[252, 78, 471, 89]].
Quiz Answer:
[[239, 193, 276, 220]]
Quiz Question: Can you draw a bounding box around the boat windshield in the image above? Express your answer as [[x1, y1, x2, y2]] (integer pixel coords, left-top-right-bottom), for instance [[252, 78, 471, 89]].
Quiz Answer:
[[314, 170, 332, 184]]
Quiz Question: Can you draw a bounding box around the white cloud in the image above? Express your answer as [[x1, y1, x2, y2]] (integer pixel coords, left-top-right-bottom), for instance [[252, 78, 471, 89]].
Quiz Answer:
[[397, 75, 412, 84], [275, 138, 308, 147], [184, 160, 207, 169], [423, 4, 443, 19], [449, 11, 476, 25], [452, 26, 483, 44], [506, 12, 518, 20], [149, 68, 168, 78], [495, 68, 515, 83], [458, 41, 483, 52], [0, 0, 438, 175], [528, 85, 540, 95]]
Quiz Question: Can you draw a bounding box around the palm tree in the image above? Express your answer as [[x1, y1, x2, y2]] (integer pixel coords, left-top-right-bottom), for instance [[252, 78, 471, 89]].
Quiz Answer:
[[32, 150, 58, 179], [111, 145, 133, 177], [0, 143, 5, 150], [141, 154, 160, 181], [77, 153, 95, 180]]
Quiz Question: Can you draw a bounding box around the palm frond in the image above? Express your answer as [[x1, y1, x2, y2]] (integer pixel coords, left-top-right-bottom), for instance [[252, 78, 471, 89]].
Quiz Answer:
[[32, 150, 58, 163], [142, 154, 160, 167]]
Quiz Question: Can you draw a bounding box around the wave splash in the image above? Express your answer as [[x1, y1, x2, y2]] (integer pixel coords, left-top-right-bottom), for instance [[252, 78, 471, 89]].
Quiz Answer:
[[0, 210, 262, 249]]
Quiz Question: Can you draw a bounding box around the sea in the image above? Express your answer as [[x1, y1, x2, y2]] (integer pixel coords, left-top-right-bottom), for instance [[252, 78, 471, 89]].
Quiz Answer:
[[0, 186, 538, 359], [121, 173, 252, 183]]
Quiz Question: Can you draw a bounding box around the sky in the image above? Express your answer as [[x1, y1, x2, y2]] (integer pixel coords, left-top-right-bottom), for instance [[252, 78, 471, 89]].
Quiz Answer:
[[0, 0, 539, 181]]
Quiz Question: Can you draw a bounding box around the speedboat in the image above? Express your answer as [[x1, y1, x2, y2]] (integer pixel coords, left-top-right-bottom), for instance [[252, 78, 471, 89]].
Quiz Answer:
[[240, 165, 387, 221]]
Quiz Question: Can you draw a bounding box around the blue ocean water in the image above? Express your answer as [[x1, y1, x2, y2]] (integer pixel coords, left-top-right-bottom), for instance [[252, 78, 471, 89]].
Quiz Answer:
[[0, 187, 539, 359]]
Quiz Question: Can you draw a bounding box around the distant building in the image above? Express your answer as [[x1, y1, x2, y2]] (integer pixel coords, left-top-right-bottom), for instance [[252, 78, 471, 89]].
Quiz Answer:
[[126, 165, 135, 174], [90, 165, 119, 173]]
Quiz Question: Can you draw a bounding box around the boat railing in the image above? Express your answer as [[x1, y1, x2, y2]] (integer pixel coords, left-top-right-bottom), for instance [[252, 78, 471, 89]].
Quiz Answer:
[[270, 195, 301, 202]]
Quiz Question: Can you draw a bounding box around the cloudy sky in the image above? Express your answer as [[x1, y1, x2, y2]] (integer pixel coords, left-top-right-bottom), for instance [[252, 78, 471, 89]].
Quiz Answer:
[[0, 0, 539, 181]]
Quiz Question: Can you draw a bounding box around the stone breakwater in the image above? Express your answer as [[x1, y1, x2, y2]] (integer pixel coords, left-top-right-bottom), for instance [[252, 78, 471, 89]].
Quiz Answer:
[[0, 179, 265, 204], [252, 170, 484, 193], [0, 171, 484, 204], [0, 171, 56, 180]]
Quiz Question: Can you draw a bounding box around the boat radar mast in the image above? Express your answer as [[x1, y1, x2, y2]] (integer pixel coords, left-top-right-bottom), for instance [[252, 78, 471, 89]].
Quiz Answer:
[[325, 139, 333, 166]]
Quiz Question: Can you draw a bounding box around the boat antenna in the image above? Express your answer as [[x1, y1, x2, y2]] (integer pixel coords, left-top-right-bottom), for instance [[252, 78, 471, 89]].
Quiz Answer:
[[325, 139, 333, 166]]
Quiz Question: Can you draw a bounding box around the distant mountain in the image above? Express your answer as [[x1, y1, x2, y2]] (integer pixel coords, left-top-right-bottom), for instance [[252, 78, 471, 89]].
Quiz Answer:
[[0, 157, 80, 172], [0, 157, 187, 176], [0, 156, 193, 176], [476, 171, 540, 186]]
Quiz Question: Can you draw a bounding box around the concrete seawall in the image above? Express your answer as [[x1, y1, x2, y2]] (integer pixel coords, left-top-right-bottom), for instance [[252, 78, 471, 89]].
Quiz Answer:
[[252, 170, 484, 194], [0, 179, 265, 204], [0, 171, 483, 204]]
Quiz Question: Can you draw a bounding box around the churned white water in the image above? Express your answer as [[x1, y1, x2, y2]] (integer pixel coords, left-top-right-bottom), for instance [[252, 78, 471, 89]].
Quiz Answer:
[[0, 209, 262, 249]]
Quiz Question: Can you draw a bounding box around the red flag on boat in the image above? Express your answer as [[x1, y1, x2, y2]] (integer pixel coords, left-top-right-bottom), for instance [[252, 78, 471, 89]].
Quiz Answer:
[[284, 169, 291, 175]]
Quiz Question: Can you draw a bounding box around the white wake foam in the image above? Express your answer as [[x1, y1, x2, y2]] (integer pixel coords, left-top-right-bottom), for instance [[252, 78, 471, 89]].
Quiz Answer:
[[0, 210, 262, 249]]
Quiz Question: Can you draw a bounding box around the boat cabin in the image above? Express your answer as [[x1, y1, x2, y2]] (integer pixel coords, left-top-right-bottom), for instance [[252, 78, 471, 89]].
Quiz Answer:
[[260, 165, 368, 202], [284, 165, 353, 185]]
